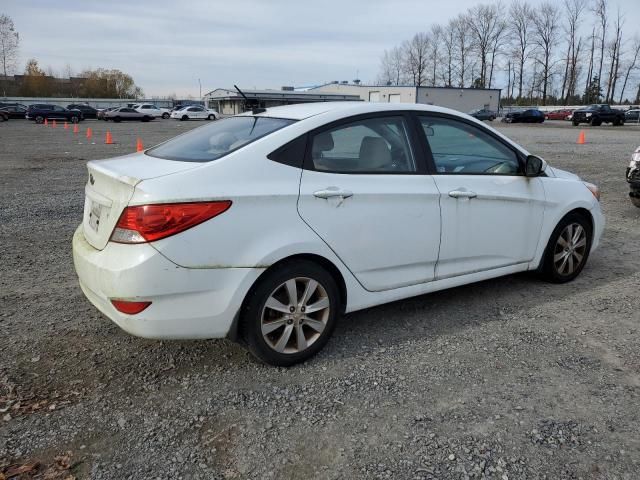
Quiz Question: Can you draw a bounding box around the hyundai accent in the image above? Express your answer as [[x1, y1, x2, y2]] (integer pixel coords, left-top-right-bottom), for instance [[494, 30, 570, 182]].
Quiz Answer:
[[73, 102, 604, 366]]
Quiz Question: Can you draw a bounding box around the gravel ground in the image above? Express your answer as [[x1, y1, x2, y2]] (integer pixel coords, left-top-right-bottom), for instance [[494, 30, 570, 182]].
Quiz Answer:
[[1, 118, 639, 479]]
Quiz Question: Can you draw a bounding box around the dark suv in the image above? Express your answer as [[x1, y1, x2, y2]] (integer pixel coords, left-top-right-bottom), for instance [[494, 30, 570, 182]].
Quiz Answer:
[[67, 104, 98, 119], [26, 104, 83, 124], [0, 104, 28, 119]]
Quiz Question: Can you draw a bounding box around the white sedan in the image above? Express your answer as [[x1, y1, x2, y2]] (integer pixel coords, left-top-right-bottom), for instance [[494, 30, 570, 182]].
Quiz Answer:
[[170, 105, 220, 120], [133, 103, 171, 119], [73, 102, 604, 366]]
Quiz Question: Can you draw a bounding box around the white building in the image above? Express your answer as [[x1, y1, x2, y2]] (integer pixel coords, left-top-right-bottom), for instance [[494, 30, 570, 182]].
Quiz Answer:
[[308, 83, 501, 113]]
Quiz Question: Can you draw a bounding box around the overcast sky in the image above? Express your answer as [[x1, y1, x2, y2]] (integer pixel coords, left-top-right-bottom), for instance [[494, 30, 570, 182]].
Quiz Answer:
[[4, 0, 640, 97]]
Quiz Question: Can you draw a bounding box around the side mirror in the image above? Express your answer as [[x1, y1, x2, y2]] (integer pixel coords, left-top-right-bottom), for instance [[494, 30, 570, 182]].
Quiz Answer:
[[525, 155, 546, 177]]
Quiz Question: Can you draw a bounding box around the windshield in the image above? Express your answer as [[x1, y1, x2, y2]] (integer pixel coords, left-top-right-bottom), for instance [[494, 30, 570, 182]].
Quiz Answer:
[[147, 116, 295, 162]]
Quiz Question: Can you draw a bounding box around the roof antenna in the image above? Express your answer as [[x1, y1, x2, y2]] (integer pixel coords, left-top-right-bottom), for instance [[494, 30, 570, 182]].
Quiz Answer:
[[234, 84, 266, 114]]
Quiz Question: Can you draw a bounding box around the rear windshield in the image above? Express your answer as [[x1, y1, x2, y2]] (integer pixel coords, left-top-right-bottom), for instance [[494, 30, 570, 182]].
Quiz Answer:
[[147, 116, 295, 162]]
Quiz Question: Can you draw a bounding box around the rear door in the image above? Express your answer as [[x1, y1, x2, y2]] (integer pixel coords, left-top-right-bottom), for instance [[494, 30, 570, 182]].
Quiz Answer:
[[416, 114, 546, 279], [297, 113, 441, 292]]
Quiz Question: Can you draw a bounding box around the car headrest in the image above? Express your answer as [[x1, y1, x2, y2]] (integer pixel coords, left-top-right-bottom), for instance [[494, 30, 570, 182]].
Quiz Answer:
[[312, 132, 334, 157], [359, 136, 391, 169]]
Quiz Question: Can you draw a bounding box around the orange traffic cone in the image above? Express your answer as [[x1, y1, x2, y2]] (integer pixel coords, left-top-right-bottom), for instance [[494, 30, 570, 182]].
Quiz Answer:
[[136, 138, 144, 152], [64, 121, 69, 130], [86, 127, 92, 139], [52, 120, 57, 128], [105, 131, 113, 144], [73, 124, 79, 134], [577, 130, 586, 144], [44, 118, 48, 126]]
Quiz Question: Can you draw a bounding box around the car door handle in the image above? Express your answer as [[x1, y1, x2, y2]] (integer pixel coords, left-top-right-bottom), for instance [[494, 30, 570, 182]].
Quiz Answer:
[[449, 190, 477, 199], [313, 188, 354, 199]]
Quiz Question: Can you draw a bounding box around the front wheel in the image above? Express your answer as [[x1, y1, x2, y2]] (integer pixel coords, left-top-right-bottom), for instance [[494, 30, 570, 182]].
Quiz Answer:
[[240, 261, 340, 366], [71, 116, 79, 124], [35, 116, 44, 124], [540, 213, 592, 283], [630, 193, 640, 208], [162, 112, 170, 119]]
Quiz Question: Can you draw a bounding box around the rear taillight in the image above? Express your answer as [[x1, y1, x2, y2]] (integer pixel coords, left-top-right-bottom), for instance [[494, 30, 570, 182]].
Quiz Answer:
[[110, 201, 231, 244], [111, 299, 151, 314]]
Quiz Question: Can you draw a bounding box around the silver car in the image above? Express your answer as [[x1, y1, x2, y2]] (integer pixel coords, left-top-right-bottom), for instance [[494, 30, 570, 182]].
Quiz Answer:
[[104, 107, 154, 123]]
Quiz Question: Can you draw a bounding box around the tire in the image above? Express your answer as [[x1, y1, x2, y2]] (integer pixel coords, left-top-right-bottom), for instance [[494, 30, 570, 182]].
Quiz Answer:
[[207, 114, 215, 120], [35, 116, 44, 124], [162, 112, 169, 119], [181, 115, 189, 121], [114, 116, 121, 123], [631, 196, 640, 208], [240, 260, 340, 366], [540, 212, 593, 283], [572, 120, 579, 126], [71, 116, 79, 124]]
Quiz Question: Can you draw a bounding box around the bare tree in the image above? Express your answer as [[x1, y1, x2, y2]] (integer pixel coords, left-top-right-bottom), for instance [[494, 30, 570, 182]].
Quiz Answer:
[[592, 0, 608, 98], [488, 15, 508, 88], [560, 0, 587, 103], [441, 19, 456, 86], [509, 0, 534, 98], [618, 37, 640, 103], [532, 2, 560, 105], [402, 33, 430, 86], [0, 14, 19, 77], [467, 3, 503, 88], [377, 47, 404, 85], [429, 25, 442, 87], [605, 8, 623, 103], [453, 14, 472, 87]]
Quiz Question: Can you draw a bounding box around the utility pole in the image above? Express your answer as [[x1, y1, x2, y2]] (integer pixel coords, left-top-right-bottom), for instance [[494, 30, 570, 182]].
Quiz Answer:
[[198, 78, 202, 99]]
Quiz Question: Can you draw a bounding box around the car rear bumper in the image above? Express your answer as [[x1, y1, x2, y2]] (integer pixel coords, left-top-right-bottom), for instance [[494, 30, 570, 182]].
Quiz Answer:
[[72, 225, 264, 339]]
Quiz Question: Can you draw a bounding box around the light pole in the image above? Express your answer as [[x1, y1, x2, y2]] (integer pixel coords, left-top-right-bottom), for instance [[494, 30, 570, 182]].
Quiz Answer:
[[198, 78, 202, 100]]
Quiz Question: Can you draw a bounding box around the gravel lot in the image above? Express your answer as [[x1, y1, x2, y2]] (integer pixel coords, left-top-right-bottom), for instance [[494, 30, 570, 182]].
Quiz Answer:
[[1, 117, 639, 479]]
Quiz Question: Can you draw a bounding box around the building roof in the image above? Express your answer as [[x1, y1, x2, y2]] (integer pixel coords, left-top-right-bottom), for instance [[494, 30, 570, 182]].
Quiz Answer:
[[309, 83, 502, 92], [204, 88, 360, 101]]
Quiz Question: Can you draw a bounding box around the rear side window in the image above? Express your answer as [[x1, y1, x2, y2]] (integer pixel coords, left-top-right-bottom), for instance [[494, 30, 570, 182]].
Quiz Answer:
[[147, 116, 295, 162]]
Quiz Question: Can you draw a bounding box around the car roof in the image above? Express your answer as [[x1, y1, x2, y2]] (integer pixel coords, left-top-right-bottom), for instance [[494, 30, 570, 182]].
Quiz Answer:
[[243, 101, 481, 121]]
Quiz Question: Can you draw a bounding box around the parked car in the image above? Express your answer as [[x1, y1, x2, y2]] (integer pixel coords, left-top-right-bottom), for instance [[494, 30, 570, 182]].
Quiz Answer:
[[545, 109, 573, 120], [170, 105, 220, 120], [624, 109, 640, 123], [572, 104, 625, 126], [627, 146, 640, 207], [501, 109, 545, 123], [468, 108, 496, 121], [26, 104, 83, 124], [0, 109, 8, 121], [133, 103, 171, 119], [0, 104, 27, 119], [104, 107, 154, 122], [72, 102, 604, 366], [67, 104, 99, 119]]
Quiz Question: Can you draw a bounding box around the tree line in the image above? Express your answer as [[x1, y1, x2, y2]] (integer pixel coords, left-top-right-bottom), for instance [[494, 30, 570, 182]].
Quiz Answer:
[[0, 13, 143, 98], [377, 0, 640, 106]]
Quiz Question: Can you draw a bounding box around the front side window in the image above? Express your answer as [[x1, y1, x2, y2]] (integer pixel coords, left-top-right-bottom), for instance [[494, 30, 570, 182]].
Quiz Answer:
[[310, 116, 416, 173], [147, 116, 295, 162], [419, 116, 520, 175]]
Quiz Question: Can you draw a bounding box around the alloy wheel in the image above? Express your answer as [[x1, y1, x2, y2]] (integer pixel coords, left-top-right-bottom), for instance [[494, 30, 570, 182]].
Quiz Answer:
[[553, 222, 587, 276], [260, 277, 330, 354]]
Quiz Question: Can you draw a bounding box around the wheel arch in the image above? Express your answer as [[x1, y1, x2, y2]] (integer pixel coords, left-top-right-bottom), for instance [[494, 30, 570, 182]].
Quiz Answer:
[[535, 206, 594, 271], [227, 253, 348, 343]]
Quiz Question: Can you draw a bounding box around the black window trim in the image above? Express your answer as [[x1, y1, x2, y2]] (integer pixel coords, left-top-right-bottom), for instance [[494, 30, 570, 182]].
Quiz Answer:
[[302, 111, 429, 175], [412, 111, 527, 176]]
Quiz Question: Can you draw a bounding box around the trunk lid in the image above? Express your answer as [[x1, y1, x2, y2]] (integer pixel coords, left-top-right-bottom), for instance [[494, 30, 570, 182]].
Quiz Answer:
[[82, 152, 199, 250]]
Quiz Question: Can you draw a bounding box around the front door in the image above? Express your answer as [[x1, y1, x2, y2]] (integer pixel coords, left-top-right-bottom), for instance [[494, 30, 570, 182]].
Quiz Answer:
[[297, 114, 441, 292], [416, 114, 546, 279]]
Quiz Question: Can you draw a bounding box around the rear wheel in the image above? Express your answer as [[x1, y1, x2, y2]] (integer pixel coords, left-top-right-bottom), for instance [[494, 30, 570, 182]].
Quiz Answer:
[[181, 115, 189, 121], [541, 213, 592, 283], [241, 261, 340, 366], [572, 120, 579, 126], [71, 116, 79, 124], [162, 112, 170, 119], [207, 114, 215, 120]]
